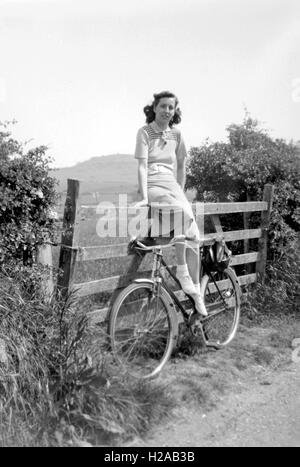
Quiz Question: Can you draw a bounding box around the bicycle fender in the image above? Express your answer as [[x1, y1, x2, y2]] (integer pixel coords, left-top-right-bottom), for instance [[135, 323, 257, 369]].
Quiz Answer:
[[133, 278, 155, 285]]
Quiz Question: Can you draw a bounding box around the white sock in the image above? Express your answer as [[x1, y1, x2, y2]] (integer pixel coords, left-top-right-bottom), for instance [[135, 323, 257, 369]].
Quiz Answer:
[[194, 283, 201, 295], [176, 264, 189, 277]]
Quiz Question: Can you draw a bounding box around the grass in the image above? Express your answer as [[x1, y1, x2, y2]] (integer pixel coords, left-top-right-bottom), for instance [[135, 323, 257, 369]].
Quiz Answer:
[[1, 272, 299, 446], [252, 346, 275, 366], [0, 266, 175, 447]]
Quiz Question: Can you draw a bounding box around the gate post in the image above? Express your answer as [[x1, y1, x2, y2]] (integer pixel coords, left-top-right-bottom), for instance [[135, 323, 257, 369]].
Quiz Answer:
[[256, 184, 274, 283], [57, 179, 81, 299], [36, 238, 54, 302]]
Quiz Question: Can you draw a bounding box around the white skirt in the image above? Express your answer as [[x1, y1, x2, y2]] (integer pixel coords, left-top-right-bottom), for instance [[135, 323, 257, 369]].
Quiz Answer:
[[147, 169, 200, 244]]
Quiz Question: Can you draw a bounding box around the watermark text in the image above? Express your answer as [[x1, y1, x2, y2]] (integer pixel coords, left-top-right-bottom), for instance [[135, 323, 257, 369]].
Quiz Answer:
[[94, 194, 205, 239]]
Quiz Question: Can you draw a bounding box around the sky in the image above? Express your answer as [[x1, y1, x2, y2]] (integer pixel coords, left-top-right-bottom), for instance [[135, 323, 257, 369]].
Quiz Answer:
[[0, 0, 300, 168]]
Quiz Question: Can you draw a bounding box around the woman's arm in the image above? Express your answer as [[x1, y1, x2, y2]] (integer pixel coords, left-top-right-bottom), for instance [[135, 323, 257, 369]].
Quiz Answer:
[[134, 128, 149, 206], [176, 131, 187, 189], [137, 158, 148, 203], [176, 153, 186, 189]]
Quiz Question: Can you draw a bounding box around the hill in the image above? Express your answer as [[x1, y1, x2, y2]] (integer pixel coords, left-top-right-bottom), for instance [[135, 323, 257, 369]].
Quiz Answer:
[[51, 153, 196, 206], [51, 154, 138, 204]]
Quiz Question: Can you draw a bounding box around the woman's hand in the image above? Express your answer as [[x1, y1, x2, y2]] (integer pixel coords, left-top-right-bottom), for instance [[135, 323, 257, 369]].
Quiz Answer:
[[132, 199, 149, 208]]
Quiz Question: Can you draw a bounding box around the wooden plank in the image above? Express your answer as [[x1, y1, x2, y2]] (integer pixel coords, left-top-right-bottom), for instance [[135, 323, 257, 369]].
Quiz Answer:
[[205, 229, 262, 242], [238, 273, 257, 286], [206, 273, 257, 293], [205, 297, 237, 311], [73, 263, 178, 296], [75, 237, 211, 262], [73, 272, 150, 297], [87, 307, 109, 324], [76, 241, 184, 262], [74, 265, 258, 297], [256, 184, 274, 282], [76, 231, 261, 262], [230, 252, 261, 266], [206, 278, 232, 293], [87, 274, 257, 325], [86, 288, 186, 324], [77, 243, 129, 261], [57, 179, 81, 297], [243, 194, 253, 274], [211, 214, 223, 235], [80, 201, 268, 216], [199, 201, 268, 215]]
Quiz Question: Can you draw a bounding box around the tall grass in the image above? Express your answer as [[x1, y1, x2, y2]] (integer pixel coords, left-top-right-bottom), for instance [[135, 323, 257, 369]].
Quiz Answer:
[[0, 265, 173, 446], [243, 238, 300, 323]]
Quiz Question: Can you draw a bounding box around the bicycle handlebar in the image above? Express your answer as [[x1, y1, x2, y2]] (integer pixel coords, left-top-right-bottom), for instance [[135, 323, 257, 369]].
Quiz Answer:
[[130, 233, 224, 253], [133, 237, 182, 252]]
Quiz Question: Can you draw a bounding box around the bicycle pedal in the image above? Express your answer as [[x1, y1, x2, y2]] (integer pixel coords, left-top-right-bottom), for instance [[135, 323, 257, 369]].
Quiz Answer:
[[188, 311, 204, 324], [189, 313, 203, 337], [190, 323, 202, 337]]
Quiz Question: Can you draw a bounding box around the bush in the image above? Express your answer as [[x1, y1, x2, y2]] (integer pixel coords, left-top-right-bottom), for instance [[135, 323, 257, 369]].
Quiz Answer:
[[0, 121, 58, 266], [186, 113, 300, 258]]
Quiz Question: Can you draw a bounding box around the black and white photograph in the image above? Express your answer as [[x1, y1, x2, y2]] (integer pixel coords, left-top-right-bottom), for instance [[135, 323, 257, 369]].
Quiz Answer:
[[0, 0, 299, 449]]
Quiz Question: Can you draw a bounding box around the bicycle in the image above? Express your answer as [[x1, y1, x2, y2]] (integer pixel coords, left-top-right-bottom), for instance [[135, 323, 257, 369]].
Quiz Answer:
[[108, 235, 241, 379]]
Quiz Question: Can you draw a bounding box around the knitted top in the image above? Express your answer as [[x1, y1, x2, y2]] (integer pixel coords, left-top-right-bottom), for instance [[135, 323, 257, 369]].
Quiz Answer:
[[134, 121, 187, 176]]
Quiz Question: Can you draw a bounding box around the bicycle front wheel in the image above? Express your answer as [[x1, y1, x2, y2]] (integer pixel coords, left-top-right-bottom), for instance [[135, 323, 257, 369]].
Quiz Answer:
[[108, 281, 178, 379], [200, 267, 241, 348]]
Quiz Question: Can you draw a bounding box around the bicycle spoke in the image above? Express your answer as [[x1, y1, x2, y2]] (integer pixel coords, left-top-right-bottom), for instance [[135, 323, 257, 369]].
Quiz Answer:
[[110, 283, 174, 378], [202, 269, 240, 347]]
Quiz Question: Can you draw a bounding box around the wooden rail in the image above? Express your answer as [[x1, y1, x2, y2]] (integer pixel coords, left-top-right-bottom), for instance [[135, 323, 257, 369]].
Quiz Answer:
[[55, 180, 274, 323]]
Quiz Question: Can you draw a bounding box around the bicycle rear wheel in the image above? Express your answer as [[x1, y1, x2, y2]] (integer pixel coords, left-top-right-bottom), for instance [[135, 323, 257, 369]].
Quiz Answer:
[[200, 267, 241, 348], [108, 281, 178, 379]]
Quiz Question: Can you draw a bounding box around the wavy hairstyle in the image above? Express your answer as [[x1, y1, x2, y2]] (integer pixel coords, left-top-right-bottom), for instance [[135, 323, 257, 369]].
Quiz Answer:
[[143, 91, 182, 127]]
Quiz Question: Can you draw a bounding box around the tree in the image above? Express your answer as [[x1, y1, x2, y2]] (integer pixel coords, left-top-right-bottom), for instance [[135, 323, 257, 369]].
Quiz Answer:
[[185, 113, 300, 256], [0, 121, 58, 266]]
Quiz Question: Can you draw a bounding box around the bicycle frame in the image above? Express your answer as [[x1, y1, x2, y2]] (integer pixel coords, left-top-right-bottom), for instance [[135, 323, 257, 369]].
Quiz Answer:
[[146, 245, 233, 325], [109, 239, 242, 377], [146, 246, 187, 316]]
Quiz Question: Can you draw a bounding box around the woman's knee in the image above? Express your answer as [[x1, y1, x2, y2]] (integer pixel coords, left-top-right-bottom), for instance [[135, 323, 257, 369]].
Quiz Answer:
[[186, 220, 200, 244]]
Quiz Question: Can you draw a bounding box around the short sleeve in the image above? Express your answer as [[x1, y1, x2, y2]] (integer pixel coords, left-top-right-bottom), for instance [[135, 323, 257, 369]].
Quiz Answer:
[[175, 130, 188, 161], [134, 128, 149, 160]]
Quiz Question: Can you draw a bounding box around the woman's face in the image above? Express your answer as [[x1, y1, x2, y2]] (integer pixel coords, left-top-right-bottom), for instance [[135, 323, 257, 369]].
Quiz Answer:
[[154, 97, 176, 125]]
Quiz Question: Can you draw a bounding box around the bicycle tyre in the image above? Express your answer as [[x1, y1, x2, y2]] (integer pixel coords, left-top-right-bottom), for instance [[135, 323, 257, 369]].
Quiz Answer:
[[108, 281, 178, 379], [200, 267, 241, 348]]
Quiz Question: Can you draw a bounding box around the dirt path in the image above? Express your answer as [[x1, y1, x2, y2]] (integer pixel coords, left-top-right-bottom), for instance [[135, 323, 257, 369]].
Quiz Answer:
[[122, 320, 300, 447], [141, 363, 300, 447]]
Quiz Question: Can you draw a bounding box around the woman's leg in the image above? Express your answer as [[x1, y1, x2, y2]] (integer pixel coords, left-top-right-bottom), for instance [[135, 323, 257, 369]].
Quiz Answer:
[[174, 240, 196, 295], [185, 224, 207, 317], [174, 241, 186, 266], [186, 245, 199, 284], [184, 219, 201, 283], [173, 211, 200, 296]]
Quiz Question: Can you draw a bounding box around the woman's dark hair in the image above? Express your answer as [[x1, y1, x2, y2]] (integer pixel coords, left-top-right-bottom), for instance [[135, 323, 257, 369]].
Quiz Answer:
[[143, 91, 182, 127]]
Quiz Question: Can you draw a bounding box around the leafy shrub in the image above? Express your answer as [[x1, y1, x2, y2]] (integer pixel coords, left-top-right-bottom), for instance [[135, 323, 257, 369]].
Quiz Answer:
[[0, 121, 58, 265], [186, 113, 300, 257]]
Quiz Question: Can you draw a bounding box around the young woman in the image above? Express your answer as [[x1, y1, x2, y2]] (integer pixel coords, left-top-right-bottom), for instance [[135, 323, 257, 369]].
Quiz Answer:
[[134, 91, 207, 316]]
